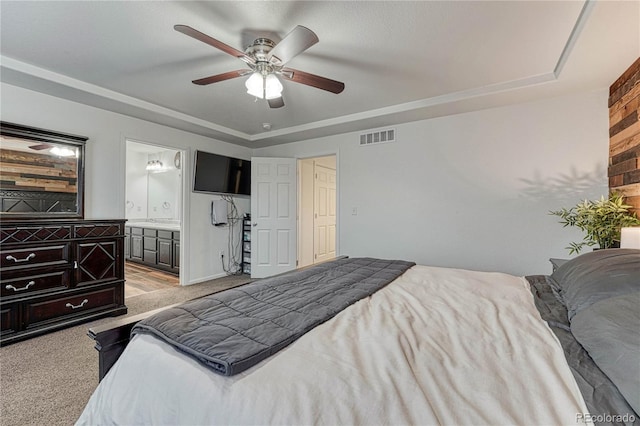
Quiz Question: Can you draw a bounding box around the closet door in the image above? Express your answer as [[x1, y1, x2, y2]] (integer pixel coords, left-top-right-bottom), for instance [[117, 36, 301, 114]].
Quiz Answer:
[[313, 164, 336, 263]]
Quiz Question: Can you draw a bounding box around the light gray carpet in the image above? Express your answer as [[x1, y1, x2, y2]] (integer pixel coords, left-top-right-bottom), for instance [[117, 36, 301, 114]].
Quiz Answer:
[[0, 274, 251, 426]]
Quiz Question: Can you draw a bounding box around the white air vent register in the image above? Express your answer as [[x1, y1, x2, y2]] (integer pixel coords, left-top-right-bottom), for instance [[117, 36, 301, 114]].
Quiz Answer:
[[359, 128, 396, 146]]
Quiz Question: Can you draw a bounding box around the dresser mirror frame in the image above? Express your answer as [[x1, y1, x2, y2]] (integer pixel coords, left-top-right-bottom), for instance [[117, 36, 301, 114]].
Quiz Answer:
[[0, 121, 86, 219]]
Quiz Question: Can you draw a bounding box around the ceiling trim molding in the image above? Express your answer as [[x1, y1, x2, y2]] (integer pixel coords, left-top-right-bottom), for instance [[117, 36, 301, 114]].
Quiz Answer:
[[0, 0, 593, 145], [252, 72, 557, 141], [0, 55, 251, 140], [553, 0, 594, 78], [253, 0, 593, 142]]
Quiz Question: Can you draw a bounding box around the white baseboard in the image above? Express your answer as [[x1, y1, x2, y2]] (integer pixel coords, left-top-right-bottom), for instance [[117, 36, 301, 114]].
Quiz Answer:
[[185, 272, 230, 286]]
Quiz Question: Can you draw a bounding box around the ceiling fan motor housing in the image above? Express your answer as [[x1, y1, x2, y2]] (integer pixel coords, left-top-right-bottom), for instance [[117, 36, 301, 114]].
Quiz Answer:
[[245, 38, 276, 62]]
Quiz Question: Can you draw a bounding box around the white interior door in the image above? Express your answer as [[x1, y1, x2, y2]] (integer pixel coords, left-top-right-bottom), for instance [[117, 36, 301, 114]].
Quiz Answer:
[[250, 157, 297, 278], [297, 159, 315, 268], [314, 164, 336, 263]]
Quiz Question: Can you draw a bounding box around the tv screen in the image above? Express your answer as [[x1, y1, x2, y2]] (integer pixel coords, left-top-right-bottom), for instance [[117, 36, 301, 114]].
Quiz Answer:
[[193, 150, 251, 196]]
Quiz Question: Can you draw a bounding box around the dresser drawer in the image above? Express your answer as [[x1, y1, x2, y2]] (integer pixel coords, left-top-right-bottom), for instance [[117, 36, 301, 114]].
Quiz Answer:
[[1, 219, 127, 346], [24, 286, 119, 329], [0, 304, 19, 336], [1, 244, 70, 271], [2, 269, 70, 298]]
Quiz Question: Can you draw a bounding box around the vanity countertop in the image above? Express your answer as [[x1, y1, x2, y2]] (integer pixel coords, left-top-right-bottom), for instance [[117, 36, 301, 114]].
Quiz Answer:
[[126, 221, 180, 231]]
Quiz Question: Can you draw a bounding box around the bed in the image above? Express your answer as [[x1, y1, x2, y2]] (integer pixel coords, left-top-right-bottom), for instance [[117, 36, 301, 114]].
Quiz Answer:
[[77, 252, 639, 425]]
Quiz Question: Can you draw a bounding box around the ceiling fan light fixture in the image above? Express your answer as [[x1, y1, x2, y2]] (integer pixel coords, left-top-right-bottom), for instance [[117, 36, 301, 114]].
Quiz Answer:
[[245, 72, 265, 98], [264, 74, 283, 100], [245, 72, 283, 100], [50, 146, 77, 157]]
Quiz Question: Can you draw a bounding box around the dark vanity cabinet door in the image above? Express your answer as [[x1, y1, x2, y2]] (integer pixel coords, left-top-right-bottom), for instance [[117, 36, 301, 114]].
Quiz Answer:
[[130, 228, 143, 261], [124, 227, 179, 274], [124, 228, 130, 259], [157, 230, 173, 269], [173, 238, 180, 270]]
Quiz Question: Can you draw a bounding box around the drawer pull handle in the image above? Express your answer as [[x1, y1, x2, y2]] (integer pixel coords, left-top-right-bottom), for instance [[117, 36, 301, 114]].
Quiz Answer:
[[5, 281, 36, 292], [66, 299, 89, 310], [6, 253, 36, 263]]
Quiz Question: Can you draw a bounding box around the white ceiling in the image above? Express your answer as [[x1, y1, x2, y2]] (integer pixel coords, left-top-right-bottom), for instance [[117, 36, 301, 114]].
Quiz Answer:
[[1, 1, 638, 148]]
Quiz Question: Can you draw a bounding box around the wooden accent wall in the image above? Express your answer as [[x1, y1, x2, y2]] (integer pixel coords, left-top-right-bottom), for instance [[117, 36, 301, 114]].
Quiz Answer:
[[0, 149, 77, 193], [609, 57, 640, 215]]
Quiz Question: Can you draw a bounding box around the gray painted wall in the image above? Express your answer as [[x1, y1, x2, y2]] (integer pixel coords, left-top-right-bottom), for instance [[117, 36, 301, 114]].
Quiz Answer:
[[255, 90, 609, 275]]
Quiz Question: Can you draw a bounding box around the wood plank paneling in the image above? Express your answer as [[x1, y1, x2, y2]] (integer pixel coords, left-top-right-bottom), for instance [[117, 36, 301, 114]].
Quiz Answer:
[[609, 109, 638, 137], [615, 182, 640, 197], [609, 81, 640, 118], [610, 96, 639, 126], [0, 149, 77, 193], [609, 69, 640, 107], [610, 57, 640, 95], [611, 144, 640, 164], [608, 158, 638, 177], [610, 58, 640, 215], [610, 132, 640, 157]]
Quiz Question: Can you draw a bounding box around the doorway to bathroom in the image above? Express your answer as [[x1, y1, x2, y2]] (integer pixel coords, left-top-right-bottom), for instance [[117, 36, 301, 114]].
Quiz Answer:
[[124, 140, 184, 295]]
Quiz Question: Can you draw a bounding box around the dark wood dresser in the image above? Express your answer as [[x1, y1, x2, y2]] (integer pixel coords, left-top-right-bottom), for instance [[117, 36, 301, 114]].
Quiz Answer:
[[0, 219, 127, 345]]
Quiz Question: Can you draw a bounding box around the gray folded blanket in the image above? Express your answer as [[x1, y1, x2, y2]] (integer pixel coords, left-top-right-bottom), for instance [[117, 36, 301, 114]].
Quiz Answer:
[[132, 257, 415, 375]]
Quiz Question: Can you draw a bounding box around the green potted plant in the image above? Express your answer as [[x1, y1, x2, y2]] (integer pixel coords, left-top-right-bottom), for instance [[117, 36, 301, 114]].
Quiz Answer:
[[550, 192, 640, 254]]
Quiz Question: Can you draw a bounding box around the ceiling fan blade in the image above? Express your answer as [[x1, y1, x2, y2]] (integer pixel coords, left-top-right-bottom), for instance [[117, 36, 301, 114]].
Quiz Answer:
[[192, 70, 251, 86], [29, 143, 51, 150], [174, 25, 255, 65], [267, 26, 319, 66], [268, 97, 285, 109], [281, 68, 345, 94]]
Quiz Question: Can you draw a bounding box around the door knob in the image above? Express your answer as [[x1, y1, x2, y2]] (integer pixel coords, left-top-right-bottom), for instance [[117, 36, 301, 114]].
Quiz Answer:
[[252, 222, 257, 227]]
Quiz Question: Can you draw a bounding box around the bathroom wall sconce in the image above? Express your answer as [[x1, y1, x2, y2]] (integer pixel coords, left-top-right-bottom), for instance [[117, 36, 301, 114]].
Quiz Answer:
[[146, 159, 163, 172]]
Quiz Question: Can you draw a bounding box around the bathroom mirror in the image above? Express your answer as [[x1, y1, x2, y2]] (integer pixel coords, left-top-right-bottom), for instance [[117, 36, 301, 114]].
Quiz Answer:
[[0, 121, 86, 219]]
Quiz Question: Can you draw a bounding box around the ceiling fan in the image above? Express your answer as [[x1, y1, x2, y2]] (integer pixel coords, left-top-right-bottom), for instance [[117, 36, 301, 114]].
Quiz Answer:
[[28, 143, 51, 150], [175, 24, 345, 109], [27, 143, 75, 157]]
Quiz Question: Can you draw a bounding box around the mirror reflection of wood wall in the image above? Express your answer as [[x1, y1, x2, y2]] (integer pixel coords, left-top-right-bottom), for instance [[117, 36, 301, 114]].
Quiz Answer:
[[0, 121, 86, 217], [0, 147, 77, 193]]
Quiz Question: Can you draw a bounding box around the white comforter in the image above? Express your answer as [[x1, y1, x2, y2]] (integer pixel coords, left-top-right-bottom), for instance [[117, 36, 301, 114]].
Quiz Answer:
[[77, 265, 591, 425]]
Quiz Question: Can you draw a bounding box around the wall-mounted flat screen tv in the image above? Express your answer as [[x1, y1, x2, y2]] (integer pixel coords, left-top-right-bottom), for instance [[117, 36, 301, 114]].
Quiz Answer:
[[193, 150, 251, 196]]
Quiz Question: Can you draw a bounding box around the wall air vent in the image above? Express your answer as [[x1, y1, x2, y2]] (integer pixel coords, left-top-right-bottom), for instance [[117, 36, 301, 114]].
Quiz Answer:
[[359, 128, 396, 146]]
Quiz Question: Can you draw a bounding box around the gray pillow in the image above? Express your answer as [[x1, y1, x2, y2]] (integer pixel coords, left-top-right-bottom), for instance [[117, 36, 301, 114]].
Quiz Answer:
[[571, 292, 640, 415], [550, 249, 640, 320]]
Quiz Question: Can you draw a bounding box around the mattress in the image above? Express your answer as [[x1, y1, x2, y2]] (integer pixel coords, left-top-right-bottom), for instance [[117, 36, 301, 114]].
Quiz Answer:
[[77, 264, 591, 425]]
